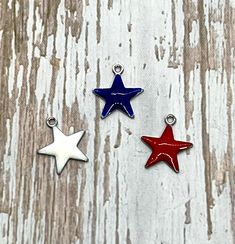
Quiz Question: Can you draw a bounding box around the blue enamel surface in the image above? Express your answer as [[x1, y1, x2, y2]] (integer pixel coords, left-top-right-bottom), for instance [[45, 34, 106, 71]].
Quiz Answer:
[[93, 74, 144, 119]]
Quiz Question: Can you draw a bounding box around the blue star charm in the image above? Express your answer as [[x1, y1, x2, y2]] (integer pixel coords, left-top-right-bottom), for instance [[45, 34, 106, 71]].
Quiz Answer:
[[93, 64, 144, 119]]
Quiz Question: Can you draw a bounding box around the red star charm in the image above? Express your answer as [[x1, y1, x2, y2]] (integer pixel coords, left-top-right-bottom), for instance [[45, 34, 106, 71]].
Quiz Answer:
[[141, 124, 193, 173]]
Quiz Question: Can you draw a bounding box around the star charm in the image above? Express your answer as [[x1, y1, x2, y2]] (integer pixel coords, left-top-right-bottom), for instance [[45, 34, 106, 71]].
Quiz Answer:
[[141, 125, 193, 173], [38, 125, 88, 174], [93, 73, 143, 119]]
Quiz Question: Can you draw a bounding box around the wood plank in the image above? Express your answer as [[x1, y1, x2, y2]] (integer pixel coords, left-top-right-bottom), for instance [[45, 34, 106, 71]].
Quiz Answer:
[[0, 0, 234, 243]]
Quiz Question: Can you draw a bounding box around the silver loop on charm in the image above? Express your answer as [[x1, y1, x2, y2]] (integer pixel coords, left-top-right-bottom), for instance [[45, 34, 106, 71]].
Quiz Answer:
[[165, 114, 177, 126], [112, 64, 124, 75], [46, 117, 58, 128]]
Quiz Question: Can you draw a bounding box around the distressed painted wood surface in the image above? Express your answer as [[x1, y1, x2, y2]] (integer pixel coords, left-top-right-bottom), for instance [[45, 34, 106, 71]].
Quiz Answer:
[[0, 0, 234, 243]]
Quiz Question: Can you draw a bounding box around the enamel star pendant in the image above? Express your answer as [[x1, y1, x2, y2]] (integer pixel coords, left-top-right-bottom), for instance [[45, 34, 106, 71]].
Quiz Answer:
[[38, 117, 88, 175], [93, 64, 144, 119], [141, 114, 193, 173]]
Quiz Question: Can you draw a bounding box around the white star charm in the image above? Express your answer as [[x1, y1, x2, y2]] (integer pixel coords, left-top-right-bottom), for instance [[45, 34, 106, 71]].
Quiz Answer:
[[38, 117, 88, 174]]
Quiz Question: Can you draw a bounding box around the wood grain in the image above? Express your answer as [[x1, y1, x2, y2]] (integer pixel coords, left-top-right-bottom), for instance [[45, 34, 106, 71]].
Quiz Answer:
[[0, 0, 234, 243]]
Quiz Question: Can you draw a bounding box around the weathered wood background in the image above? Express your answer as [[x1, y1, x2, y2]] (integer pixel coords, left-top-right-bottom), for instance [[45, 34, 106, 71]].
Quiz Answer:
[[0, 0, 234, 243]]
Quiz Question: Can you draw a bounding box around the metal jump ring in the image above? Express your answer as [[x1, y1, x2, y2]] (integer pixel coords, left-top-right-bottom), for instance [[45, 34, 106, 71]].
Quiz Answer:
[[164, 114, 177, 126], [46, 117, 58, 128], [112, 64, 124, 75]]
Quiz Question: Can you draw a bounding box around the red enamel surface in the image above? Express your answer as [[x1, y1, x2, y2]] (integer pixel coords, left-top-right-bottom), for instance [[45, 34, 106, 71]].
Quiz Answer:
[[141, 125, 193, 173]]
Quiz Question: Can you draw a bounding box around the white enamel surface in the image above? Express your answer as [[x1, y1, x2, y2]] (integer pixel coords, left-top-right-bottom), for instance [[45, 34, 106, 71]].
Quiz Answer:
[[38, 127, 88, 174]]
